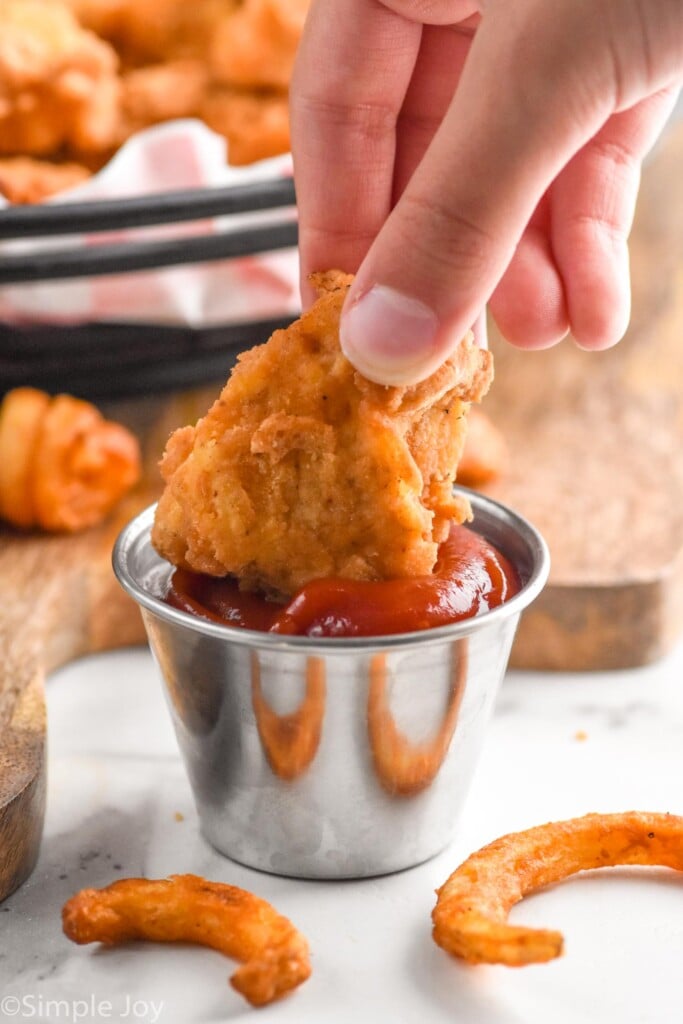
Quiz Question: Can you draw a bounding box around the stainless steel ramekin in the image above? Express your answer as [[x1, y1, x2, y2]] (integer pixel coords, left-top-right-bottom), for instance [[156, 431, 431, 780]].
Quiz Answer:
[[113, 492, 548, 879]]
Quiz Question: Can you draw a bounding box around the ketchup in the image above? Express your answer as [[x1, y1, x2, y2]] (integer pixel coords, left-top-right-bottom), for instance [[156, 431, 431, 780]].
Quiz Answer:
[[166, 524, 520, 638]]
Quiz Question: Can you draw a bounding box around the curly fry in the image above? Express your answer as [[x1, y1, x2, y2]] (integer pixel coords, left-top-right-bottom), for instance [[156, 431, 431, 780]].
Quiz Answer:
[[368, 642, 467, 796], [433, 811, 683, 966], [0, 389, 141, 533], [0, 387, 50, 528], [251, 653, 325, 780], [32, 395, 140, 531], [62, 874, 311, 1007]]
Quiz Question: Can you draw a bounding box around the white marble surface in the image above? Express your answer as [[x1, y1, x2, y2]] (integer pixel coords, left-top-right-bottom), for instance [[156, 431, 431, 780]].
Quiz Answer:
[[2, 640, 683, 1024]]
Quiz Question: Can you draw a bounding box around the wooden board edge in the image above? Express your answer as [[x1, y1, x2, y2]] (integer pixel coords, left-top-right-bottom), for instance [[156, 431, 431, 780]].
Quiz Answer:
[[511, 564, 683, 671], [0, 755, 46, 903]]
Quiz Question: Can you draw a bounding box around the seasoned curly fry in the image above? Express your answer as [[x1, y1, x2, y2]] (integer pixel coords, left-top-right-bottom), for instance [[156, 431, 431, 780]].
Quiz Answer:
[[32, 394, 140, 531], [368, 642, 467, 796], [433, 811, 683, 966], [0, 387, 50, 528], [0, 388, 141, 533], [62, 874, 311, 1007], [252, 653, 325, 780]]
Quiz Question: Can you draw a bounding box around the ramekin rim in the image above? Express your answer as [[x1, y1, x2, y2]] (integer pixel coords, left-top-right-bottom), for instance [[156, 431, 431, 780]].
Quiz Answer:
[[112, 489, 550, 653]]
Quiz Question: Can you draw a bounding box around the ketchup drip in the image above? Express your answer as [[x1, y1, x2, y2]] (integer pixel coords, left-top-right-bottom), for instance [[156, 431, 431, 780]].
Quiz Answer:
[[165, 523, 520, 638]]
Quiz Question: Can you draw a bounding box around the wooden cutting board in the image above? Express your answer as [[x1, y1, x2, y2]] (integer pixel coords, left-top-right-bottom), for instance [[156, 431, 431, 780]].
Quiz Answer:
[[1, 122, 682, 903], [485, 120, 683, 671]]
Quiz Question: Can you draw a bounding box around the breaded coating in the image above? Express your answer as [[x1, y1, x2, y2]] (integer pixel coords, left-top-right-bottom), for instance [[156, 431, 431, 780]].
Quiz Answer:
[[0, 0, 120, 156], [61, 0, 240, 64], [152, 271, 493, 596], [200, 87, 290, 164], [19, 0, 303, 166], [210, 0, 309, 91], [0, 156, 90, 202], [117, 60, 209, 140]]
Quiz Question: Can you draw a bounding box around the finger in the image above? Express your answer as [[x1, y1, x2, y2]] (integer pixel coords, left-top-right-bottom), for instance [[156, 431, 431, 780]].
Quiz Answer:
[[290, 0, 421, 302], [551, 87, 680, 350], [489, 195, 569, 348], [340, 3, 620, 384], [392, 24, 474, 202], [471, 310, 488, 349]]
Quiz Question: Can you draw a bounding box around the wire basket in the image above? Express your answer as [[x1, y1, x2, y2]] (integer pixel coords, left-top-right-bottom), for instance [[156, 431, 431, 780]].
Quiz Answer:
[[0, 178, 298, 399]]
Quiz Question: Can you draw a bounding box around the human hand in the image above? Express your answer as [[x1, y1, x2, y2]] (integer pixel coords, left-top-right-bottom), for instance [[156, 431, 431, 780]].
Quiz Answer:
[[291, 0, 682, 384]]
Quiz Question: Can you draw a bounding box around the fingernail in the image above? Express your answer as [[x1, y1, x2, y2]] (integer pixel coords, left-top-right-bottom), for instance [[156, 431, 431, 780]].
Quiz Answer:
[[340, 285, 440, 386]]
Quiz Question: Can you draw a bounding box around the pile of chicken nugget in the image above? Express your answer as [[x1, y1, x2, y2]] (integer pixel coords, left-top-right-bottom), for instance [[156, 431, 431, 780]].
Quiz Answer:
[[0, 0, 308, 203]]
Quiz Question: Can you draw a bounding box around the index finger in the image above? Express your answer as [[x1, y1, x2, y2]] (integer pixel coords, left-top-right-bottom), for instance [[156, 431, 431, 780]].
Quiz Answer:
[[290, 0, 421, 297]]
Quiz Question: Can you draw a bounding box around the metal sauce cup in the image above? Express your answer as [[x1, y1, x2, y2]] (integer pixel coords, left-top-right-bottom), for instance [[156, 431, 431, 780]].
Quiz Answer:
[[113, 492, 549, 878]]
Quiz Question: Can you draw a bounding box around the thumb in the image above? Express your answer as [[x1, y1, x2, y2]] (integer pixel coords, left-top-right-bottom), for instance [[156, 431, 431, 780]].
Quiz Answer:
[[340, 5, 620, 385]]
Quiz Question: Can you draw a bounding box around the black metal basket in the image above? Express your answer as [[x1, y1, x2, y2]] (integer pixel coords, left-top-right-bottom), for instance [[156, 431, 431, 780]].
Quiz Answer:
[[0, 178, 299, 399]]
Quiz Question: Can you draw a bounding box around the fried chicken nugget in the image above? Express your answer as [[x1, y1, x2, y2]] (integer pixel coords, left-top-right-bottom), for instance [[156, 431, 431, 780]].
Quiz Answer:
[[152, 271, 493, 596], [0, 0, 120, 156], [210, 0, 309, 90], [61, 0, 239, 64], [200, 87, 290, 165], [62, 874, 311, 1007], [57, 0, 186, 61], [117, 60, 209, 138], [0, 156, 90, 202]]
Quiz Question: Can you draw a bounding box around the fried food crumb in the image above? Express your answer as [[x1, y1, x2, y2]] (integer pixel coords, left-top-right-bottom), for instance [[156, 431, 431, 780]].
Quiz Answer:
[[0, 0, 308, 185]]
